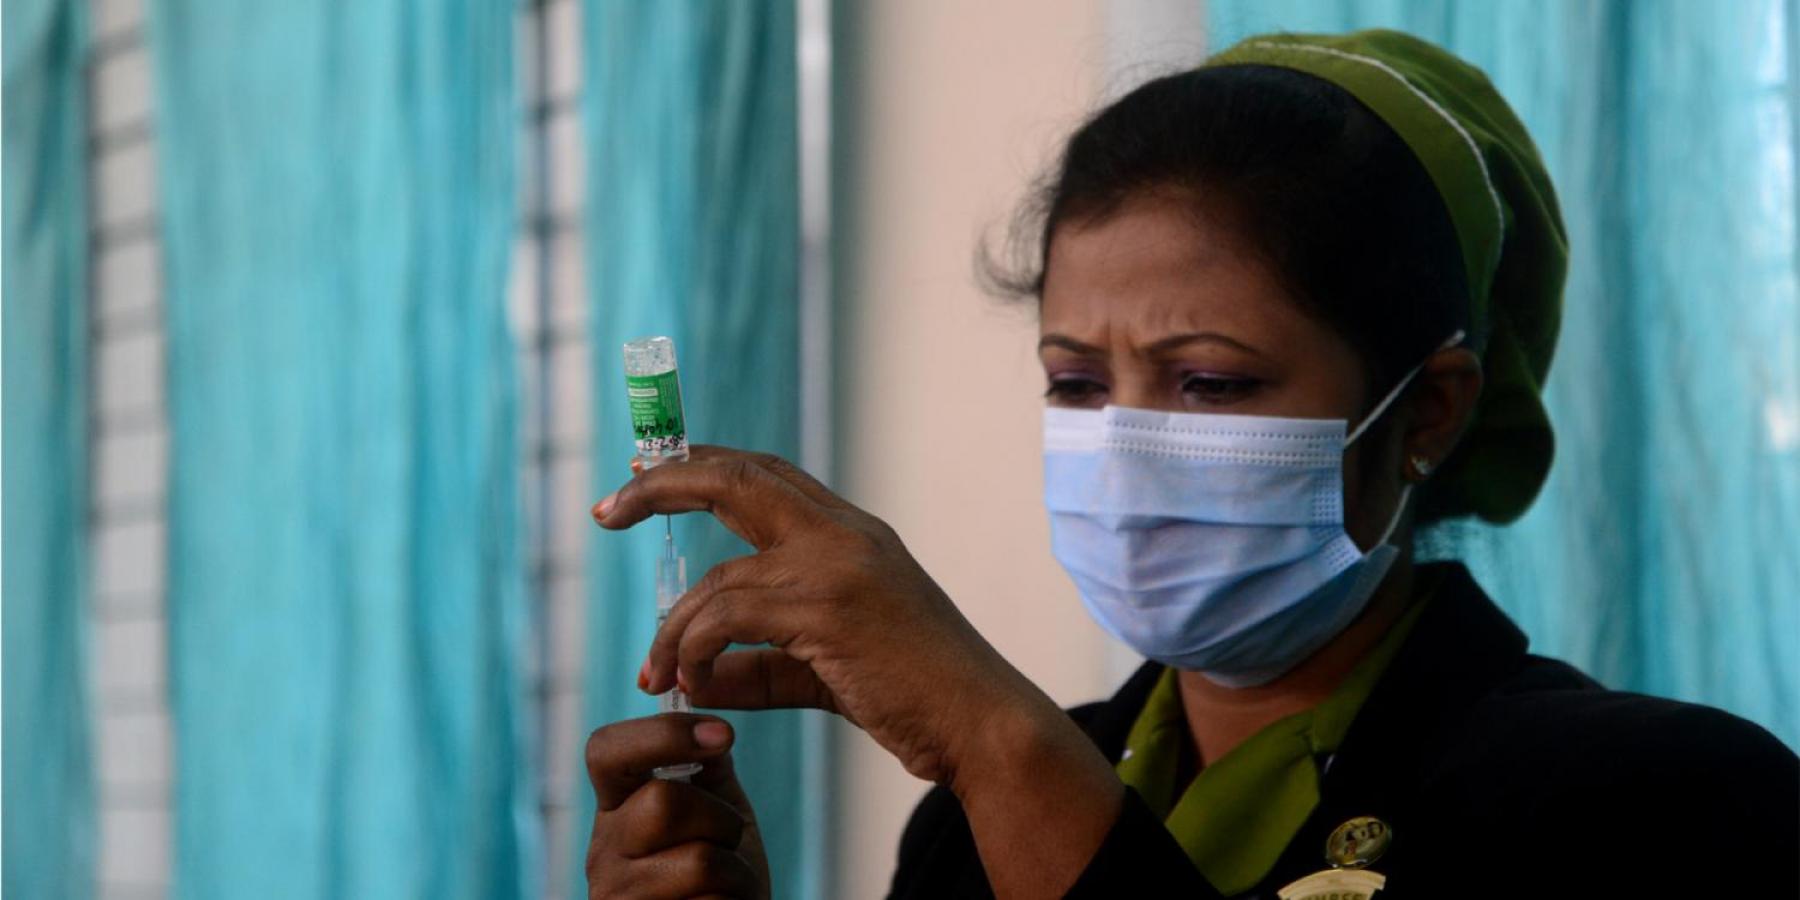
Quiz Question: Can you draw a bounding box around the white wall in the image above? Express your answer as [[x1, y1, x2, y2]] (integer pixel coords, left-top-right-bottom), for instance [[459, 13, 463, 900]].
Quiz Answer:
[[513, 2, 594, 897], [87, 1, 172, 894], [829, 1, 1203, 895]]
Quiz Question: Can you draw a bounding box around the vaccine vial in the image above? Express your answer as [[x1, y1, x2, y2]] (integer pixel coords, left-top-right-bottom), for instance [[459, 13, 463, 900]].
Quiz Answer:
[[622, 336, 690, 467]]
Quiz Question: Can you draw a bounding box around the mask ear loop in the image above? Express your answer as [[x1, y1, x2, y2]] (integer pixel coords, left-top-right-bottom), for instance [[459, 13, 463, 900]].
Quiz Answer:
[[1373, 484, 1413, 548], [1345, 329, 1467, 446], [1348, 329, 1465, 551]]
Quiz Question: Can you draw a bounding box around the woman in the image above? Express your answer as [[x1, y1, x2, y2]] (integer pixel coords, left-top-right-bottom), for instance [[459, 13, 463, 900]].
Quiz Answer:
[[581, 30, 1798, 899]]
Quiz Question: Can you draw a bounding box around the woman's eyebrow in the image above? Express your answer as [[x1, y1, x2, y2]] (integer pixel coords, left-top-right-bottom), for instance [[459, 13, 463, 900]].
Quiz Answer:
[[1038, 334, 1104, 355], [1145, 331, 1267, 358], [1038, 331, 1268, 358]]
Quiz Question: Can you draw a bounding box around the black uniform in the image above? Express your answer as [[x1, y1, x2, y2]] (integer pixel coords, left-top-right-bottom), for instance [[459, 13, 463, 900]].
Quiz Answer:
[[891, 563, 1800, 898]]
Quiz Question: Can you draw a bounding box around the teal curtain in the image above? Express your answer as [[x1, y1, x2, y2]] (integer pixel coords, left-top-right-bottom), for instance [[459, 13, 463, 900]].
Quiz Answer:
[[149, 2, 538, 897], [2, 0, 94, 897], [581, 2, 823, 898], [1209, 0, 1800, 749]]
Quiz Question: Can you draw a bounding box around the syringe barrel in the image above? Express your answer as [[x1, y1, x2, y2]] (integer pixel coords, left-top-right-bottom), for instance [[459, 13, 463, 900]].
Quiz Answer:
[[622, 336, 690, 466], [654, 547, 686, 614], [652, 543, 695, 713], [652, 550, 700, 777]]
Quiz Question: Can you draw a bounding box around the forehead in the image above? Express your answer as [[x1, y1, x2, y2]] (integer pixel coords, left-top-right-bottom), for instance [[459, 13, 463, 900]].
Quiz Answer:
[[1039, 192, 1305, 341]]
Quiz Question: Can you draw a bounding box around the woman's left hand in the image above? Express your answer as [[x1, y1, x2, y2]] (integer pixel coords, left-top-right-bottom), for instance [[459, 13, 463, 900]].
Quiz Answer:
[[594, 445, 1037, 786]]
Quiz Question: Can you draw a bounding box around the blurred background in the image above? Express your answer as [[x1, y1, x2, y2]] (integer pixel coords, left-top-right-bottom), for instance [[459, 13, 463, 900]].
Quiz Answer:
[[4, 1, 1795, 899]]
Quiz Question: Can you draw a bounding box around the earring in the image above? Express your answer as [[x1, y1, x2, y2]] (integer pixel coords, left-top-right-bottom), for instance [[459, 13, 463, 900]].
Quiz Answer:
[[1409, 455, 1432, 479]]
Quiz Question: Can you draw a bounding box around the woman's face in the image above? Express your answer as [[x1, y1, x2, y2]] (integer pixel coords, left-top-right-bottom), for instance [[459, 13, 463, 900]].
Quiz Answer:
[[1037, 191, 1395, 545]]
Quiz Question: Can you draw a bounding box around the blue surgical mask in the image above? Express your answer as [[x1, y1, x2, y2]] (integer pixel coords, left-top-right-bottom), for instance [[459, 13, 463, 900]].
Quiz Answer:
[[1043, 332, 1461, 687]]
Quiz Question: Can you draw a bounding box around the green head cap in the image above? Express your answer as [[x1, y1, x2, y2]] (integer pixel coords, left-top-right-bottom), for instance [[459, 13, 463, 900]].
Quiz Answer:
[[1207, 30, 1568, 523]]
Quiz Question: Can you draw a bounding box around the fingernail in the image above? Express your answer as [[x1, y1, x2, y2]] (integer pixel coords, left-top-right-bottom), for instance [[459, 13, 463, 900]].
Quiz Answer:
[[694, 721, 731, 749], [676, 669, 690, 693], [594, 493, 616, 519], [636, 668, 649, 692]]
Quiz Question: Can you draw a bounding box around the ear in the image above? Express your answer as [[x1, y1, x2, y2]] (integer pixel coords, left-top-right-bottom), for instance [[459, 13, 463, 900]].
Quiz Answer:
[[1401, 348, 1483, 483]]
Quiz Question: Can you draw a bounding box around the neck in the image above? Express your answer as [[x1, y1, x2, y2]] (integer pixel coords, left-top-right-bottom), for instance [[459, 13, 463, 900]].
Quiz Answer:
[[1175, 554, 1417, 767]]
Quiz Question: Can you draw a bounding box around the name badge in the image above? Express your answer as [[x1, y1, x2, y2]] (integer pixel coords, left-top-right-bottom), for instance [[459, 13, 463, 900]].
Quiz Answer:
[[1277, 868, 1386, 900]]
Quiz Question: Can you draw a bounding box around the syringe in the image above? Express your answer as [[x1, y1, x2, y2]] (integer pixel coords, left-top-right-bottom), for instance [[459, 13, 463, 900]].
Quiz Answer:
[[651, 521, 703, 780], [623, 336, 702, 781]]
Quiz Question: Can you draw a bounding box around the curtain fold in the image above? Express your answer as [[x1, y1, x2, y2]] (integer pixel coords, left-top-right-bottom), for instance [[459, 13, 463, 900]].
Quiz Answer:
[[2, 1, 94, 897], [581, 2, 822, 897], [148, 2, 537, 897], [1208, 0, 1800, 749]]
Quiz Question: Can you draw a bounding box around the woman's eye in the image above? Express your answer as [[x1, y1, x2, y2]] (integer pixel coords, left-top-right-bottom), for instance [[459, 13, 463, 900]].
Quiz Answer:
[[1180, 373, 1259, 404], [1044, 376, 1107, 405]]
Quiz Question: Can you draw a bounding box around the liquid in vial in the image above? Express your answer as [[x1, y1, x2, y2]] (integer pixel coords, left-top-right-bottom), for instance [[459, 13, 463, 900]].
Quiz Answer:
[[622, 336, 689, 468]]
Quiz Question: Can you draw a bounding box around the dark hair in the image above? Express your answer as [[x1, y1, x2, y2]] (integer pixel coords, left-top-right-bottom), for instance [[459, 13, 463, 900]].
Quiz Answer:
[[987, 64, 1473, 523], [989, 63, 1471, 405]]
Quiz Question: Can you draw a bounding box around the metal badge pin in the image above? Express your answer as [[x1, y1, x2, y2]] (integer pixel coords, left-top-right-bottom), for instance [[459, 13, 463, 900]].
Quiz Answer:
[[1325, 816, 1393, 869], [1277, 817, 1395, 900]]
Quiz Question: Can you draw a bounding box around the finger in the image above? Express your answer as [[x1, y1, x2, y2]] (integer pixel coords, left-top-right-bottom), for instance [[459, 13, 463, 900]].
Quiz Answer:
[[645, 585, 802, 696], [585, 715, 736, 811], [678, 591, 810, 697], [623, 841, 759, 900], [690, 445, 853, 512], [641, 556, 777, 694], [686, 649, 836, 715], [593, 455, 825, 550], [613, 777, 747, 858]]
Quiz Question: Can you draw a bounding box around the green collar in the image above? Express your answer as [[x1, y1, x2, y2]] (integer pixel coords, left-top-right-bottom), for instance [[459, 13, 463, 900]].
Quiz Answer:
[[1114, 579, 1436, 895]]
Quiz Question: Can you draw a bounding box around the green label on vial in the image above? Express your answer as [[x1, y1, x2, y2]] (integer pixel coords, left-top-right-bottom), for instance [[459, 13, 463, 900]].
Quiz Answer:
[[626, 370, 686, 451]]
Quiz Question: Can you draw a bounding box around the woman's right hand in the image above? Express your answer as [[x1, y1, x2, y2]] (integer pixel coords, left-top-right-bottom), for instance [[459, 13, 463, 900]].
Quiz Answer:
[[584, 713, 770, 900], [593, 447, 1125, 897], [593, 446, 1058, 787]]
